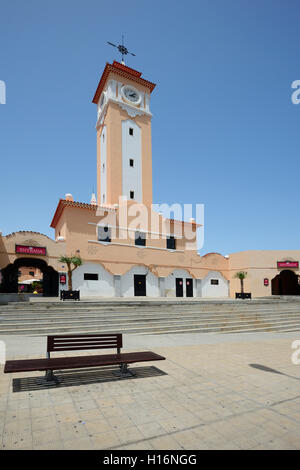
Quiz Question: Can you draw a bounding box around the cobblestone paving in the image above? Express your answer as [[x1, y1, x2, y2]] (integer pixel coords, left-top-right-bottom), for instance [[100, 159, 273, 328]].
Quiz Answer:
[[1, 336, 300, 450]]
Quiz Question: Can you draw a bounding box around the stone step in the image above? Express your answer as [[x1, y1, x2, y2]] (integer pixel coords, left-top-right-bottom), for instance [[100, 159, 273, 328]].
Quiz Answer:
[[139, 320, 300, 335], [277, 327, 300, 332], [1, 306, 300, 321], [1, 310, 300, 326], [1, 298, 300, 336], [1, 317, 300, 335], [2, 322, 300, 336], [0, 318, 300, 334], [1, 307, 299, 320], [1, 303, 300, 315], [147, 323, 300, 335], [0, 299, 293, 310], [2, 308, 298, 319]]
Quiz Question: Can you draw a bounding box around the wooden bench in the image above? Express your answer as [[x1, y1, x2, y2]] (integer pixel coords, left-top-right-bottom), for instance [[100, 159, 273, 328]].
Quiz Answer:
[[4, 334, 166, 384]]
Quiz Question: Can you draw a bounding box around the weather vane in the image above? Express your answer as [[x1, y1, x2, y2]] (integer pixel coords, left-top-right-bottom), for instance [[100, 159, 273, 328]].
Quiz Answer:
[[107, 35, 136, 64]]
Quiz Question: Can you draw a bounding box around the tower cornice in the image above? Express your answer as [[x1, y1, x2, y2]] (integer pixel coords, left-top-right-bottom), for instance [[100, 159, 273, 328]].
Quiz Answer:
[[96, 97, 152, 129], [92, 61, 156, 104]]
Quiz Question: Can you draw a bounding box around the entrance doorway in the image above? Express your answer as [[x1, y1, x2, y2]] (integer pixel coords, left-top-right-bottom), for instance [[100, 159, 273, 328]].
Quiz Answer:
[[0, 258, 59, 297], [271, 270, 300, 296], [186, 278, 193, 297], [134, 274, 146, 296], [176, 278, 184, 297]]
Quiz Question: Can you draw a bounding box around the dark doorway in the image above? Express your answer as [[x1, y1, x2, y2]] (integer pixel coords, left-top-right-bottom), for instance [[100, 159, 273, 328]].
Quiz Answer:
[[134, 274, 146, 296], [186, 278, 193, 297], [176, 278, 183, 297], [0, 258, 59, 297], [271, 270, 300, 296]]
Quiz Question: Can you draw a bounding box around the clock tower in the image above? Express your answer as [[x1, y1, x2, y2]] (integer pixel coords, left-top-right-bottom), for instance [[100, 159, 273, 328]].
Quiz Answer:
[[92, 61, 156, 207]]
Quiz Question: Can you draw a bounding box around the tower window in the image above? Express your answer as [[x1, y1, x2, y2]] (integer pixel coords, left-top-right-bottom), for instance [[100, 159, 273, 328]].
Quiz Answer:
[[129, 128, 134, 136], [102, 133, 105, 141], [166, 236, 176, 250], [98, 225, 111, 243], [102, 163, 105, 171], [135, 231, 146, 247], [130, 191, 134, 200], [129, 159, 134, 167]]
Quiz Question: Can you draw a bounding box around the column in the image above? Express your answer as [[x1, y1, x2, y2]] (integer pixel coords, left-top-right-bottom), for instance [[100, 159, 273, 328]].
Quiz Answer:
[[159, 277, 166, 297], [114, 275, 122, 297]]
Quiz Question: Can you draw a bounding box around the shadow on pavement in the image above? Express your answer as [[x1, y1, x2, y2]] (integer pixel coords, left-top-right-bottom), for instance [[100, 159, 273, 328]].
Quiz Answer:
[[12, 365, 167, 392], [249, 363, 300, 381]]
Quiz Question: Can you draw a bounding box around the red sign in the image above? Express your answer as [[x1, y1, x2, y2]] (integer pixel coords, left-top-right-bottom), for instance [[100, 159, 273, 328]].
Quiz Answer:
[[15, 245, 46, 256], [277, 261, 299, 269], [59, 274, 67, 285], [264, 278, 269, 286]]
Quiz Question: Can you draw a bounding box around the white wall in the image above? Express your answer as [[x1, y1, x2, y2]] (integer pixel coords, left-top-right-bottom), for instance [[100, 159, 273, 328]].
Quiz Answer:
[[122, 119, 142, 203], [201, 271, 229, 298], [121, 265, 159, 297], [72, 263, 114, 297], [165, 269, 195, 297], [100, 125, 107, 204]]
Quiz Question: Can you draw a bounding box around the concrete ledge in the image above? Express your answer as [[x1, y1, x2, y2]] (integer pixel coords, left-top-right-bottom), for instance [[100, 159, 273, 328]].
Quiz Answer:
[[28, 296, 282, 304], [0, 293, 43, 304]]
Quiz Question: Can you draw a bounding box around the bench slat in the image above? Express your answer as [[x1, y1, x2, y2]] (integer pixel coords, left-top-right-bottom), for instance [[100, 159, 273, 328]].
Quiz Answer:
[[48, 345, 122, 352], [52, 335, 120, 342], [48, 334, 123, 352], [50, 334, 121, 338], [4, 351, 166, 374], [53, 338, 119, 344]]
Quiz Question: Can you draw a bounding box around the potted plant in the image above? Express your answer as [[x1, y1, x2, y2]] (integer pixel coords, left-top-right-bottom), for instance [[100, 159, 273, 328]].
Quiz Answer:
[[31, 280, 43, 294], [234, 271, 251, 299], [58, 255, 82, 300]]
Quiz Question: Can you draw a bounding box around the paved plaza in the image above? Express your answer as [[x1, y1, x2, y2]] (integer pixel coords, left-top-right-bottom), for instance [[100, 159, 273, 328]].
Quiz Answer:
[[1, 331, 300, 450]]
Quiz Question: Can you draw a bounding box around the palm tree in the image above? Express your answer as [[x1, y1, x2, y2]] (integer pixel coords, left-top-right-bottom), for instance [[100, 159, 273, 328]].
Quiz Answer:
[[58, 255, 82, 291], [234, 271, 248, 294]]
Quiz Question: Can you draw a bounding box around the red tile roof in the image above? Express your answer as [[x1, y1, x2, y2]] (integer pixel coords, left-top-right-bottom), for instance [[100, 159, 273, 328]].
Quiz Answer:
[[50, 199, 201, 229], [50, 199, 116, 228], [92, 61, 156, 104]]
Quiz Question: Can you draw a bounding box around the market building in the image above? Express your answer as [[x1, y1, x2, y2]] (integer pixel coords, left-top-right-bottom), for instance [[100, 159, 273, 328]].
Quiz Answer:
[[0, 61, 299, 299]]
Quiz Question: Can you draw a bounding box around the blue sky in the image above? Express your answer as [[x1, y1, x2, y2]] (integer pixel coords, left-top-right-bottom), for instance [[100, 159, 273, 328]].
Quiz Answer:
[[0, 0, 299, 255]]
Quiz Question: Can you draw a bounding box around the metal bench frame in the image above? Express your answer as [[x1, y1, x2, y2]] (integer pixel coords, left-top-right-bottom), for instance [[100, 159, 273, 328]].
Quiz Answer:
[[4, 334, 166, 385], [46, 334, 124, 382]]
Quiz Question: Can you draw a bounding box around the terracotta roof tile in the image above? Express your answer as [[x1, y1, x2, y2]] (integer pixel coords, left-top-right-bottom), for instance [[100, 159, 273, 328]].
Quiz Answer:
[[50, 199, 116, 228], [92, 61, 156, 104]]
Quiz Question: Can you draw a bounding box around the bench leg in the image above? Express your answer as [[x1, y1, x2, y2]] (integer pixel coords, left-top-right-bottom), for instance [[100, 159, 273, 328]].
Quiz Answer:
[[113, 363, 136, 378], [45, 369, 55, 381], [35, 370, 61, 386]]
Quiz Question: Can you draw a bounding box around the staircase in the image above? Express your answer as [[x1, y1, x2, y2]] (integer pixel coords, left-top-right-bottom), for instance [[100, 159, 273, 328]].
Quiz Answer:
[[0, 298, 300, 336]]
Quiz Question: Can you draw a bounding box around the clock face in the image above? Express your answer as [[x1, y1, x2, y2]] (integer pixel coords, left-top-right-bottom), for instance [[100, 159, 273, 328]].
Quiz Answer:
[[122, 86, 141, 105]]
